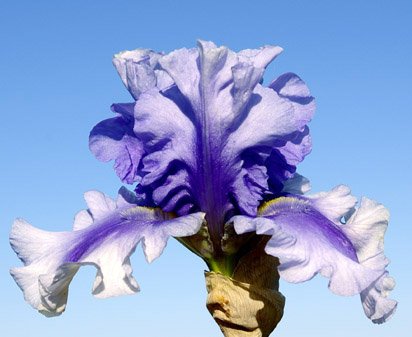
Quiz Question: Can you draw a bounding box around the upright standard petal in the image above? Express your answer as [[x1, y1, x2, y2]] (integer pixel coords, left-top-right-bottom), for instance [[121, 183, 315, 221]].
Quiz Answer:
[[113, 49, 173, 99], [90, 41, 314, 234], [10, 189, 205, 317], [126, 41, 315, 245], [89, 103, 144, 184]]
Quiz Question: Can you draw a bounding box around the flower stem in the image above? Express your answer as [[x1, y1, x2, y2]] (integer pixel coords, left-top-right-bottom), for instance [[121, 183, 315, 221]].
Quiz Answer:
[[205, 239, 285, 337], [207, 255, 236, 277]]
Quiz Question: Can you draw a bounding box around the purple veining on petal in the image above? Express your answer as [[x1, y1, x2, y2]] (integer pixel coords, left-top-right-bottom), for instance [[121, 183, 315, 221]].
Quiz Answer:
[[10, 40, 397, 326], [65, 204, 202, 263], [64, 207, 134, 262], [10, 189, 205, 316], [130, 42, 314, 245], [233, 196, 383, 297], [259, 197, 358, 261], [90, 41, 315, 246]]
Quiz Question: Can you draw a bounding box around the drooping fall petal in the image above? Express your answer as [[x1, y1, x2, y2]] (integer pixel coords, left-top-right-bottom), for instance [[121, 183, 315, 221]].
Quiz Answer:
[[10, 188, 204, 316]]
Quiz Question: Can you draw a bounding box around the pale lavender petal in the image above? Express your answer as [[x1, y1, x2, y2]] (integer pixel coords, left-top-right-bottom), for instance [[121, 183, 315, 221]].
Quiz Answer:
[[307, 185, 357, 224], [113, 49, 172, 99], [10, 190, 205, 316], [133, 89, 197, 214], [238, 45, 283, 68], [225, 73, 314, 196], [302, 186, 397, 323], [233, 189, 396, 323], [361, 273, 397, 324], [270, 72, 313, 104], [158, 46, 201, 108], [92, 41, 314, 241], [232, 196, 382, 296], [89, 103, 144, 184], [134, 89, 196, 170], [275, 126, 312, 167], [231, 160, 268, 216], [227, 73, 315, 154], [343, 197, 397, 323]]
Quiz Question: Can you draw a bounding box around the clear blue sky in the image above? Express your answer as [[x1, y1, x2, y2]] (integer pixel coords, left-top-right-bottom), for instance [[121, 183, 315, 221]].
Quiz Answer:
[[1, 1, 410, 336]]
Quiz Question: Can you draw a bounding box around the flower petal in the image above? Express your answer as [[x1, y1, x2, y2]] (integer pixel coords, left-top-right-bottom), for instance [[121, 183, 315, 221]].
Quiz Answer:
[[226, 73, 314, 196], [10, 189, 205, 316], [231, 159, 269, 216], [343, 197, 397, 323], [128, 41, 314, 239], [113, 49, 172, 99], [237, 45, 283, 68], [90, 41, 314, 243], [361, 273, 397, 324], [232, 196, 382, 296], [89, 103, 144, 184], [227, 73, 315, 154], [307, 185, 357, 224]]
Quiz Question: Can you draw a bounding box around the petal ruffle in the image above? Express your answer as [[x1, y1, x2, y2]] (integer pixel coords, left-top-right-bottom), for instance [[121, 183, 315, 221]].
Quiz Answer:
[[113, 49, 172, 99], [361, 273, 397, 324], [127, 41, 315, 239], [89, 103, 144, 184], [227, 74, 314, 154], [90, 41, 314, 239], [343, 197, 397, 323], [237, 45, 283, 68], [233, 196, 381, 296], [232, 188, 396, 323], [307, 185, 357, 224], [10, 189, 205, 317]]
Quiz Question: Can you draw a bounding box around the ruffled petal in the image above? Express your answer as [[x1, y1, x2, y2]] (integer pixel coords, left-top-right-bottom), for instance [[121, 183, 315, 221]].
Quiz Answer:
[[227, 73, 315, 153], [113, 49, 172, 99], [237, 45, 283, 68], [361, 273, 397, 324], [233, 188, 396, 323], [231, 153, 269, 216], [134, 89, 196, 171], [226, 73, 314, 196], [90, 41, 314, 240], [275, 126, 312, 167], [10, 189, 205, 317], [232, 196, 382, 296], [307, 185, 357, 224], [301, 189, 396, 323], [343, 197, 397, 323], [128, 41, 314, 239], [89, 103, 144, 184]]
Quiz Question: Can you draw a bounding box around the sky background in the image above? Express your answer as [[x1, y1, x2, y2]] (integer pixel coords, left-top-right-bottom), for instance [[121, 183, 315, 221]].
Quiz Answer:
[[0, 0, 411, 336]]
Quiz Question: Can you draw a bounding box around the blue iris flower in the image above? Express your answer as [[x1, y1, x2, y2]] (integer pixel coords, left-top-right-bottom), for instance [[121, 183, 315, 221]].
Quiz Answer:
[[10, 41, 396, 327]]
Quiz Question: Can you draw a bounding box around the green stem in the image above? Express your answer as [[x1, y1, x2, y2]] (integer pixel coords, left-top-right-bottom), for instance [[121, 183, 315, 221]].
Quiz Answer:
[[207, 255, 236, 277]]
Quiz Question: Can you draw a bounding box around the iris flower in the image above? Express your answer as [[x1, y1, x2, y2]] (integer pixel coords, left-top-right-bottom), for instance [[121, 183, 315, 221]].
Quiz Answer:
[[10, 41, 396, 336]]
